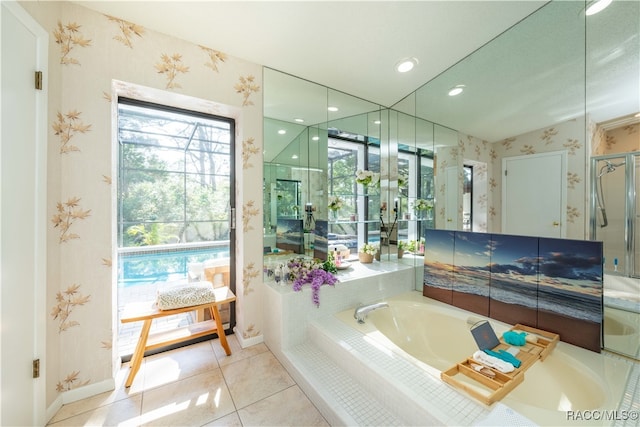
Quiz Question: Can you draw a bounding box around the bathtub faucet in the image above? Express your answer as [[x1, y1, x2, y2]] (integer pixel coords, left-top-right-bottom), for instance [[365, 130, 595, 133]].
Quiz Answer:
[[354, 302, 389, 324]]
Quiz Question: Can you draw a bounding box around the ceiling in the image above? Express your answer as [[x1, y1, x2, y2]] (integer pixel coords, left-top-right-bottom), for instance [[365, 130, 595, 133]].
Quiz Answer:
[[78, 1, 639, 146], [76, 1, 547, 108]]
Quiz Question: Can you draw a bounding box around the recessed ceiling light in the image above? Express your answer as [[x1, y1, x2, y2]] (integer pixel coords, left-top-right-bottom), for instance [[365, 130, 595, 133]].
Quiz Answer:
[[294, 118, 304, 123], [291, 154, 298, 159], [395, 57, 418, 73], [328, 106, 339, 112], [312, 136, 319, 141], [373, 120, 381, 125], [585, 0, 612, 15], [278, 129, 286, 135], [448, 85, 465, 96]]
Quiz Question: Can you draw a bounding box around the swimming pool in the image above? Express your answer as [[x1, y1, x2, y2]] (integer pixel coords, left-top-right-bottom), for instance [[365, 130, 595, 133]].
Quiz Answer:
[[118, 245, 230, 287]]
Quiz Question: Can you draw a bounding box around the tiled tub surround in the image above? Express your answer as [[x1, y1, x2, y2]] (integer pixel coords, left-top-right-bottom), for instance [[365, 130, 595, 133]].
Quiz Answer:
[[334, 292, 633, 426], [264, 262, 638, 426], [263, 259, 416, 353]]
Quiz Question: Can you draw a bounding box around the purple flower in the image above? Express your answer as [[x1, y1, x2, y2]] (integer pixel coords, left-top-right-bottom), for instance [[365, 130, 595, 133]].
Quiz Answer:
[[288, 257, 338, 307]]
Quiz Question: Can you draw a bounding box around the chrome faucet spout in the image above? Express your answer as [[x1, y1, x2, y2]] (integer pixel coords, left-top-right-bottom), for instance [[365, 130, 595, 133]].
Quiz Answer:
[[354, 302, 389, 324]]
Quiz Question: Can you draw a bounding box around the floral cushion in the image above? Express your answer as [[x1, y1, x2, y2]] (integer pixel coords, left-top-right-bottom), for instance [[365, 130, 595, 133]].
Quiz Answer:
[[156, 282, 216, 310]]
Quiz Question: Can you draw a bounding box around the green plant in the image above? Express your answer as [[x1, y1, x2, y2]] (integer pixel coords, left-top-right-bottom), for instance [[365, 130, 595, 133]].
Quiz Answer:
[[412, 199, 433, 211], [359, 242, 378, 255], [397, 240, 408, 250], [126, 223, 177, 246]]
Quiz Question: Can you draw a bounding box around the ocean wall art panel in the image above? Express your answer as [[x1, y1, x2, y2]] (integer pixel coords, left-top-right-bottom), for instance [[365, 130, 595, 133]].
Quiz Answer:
[[276, 219, 304, 254], [452, 231, 491, 316], [423, 231, 604, 353], [536, 237, 603, 352], [313, 220, 328, 260], [488, 234, 539, 326], [423, 229, 455, 304]]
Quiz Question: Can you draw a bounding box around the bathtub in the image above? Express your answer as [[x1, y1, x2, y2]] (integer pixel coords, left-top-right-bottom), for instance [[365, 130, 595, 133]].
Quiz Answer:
[[603, 274, 640, 358], [604, 274, 640, 309], [336, 292, 633, 426]]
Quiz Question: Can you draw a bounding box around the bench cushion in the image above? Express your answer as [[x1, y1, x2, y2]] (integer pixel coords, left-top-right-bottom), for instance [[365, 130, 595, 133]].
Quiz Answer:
[[156, 282, 216, 310]]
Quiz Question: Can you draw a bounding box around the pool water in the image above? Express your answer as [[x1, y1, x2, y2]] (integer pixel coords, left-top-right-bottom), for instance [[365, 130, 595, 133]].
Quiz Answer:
[[118, 246, 230, 287], [116, 246, 230, 357]]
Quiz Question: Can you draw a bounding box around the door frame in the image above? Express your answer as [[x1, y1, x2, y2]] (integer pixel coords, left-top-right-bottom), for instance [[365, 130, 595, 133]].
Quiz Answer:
[[1, 1, 48, 424], [502, 150, 567, 238], [111, 81, 238, 358]]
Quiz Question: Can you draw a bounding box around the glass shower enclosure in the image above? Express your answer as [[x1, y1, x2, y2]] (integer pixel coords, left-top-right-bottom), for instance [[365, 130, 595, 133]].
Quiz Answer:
[[591, 152, 639, 278]]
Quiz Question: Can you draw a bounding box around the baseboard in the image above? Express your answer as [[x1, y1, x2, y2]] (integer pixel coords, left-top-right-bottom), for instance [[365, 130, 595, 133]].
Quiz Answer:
[[233, 326, 263, 348], [46, 395, 64, 424], [62, 377, 116, 405]]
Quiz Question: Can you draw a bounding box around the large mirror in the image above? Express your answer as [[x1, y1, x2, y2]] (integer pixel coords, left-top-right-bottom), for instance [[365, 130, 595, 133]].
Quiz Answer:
[[263, 0, 639, 358], [390, 0, 638, 358]]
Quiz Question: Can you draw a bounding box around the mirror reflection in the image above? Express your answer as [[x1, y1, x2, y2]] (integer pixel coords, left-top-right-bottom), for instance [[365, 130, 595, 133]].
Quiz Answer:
[[263, 0, 639, 358]]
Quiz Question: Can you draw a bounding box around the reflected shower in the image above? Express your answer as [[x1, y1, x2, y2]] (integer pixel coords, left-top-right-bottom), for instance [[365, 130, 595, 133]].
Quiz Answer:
[[596, 160, 625, 227]]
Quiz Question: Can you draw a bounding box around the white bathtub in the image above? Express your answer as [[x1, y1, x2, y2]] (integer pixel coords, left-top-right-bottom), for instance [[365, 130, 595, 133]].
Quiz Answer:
[[336, 292, 633, 426], [604, 274, 640, 308]]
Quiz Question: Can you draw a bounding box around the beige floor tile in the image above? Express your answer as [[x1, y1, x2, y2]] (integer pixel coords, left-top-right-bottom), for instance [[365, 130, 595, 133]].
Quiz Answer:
[[202, 411, 243, 426], [139, 369, 235, 426], [140, 341, 219, 390], [221, 351, 295, 410], [238, 385, 329, 427], [47, 394, 142, 426], [213, 334, 269, 367]]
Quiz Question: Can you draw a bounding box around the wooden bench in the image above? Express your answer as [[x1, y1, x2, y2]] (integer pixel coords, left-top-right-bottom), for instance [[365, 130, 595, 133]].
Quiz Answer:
[[120, 286, 236, 388]]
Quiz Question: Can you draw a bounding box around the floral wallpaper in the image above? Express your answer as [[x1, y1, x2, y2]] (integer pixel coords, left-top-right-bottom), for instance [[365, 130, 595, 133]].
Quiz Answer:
[[489, 118, 588, 238], [458, 134, 491, 232], [20, 1, 264, 407], [455, 117, 588, 239], [593, 122, 640, 155]]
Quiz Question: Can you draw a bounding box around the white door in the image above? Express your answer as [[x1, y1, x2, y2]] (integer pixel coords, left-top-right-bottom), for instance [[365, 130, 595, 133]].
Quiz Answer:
[[502, 151, 566, 238], [1, 2, 47, 425]]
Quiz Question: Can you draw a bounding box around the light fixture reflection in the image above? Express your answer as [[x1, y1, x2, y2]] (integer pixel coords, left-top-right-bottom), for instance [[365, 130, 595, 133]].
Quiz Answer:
[[585, 0, 612, 15], [448, 85, 465, 96], [328, 106, 339, 112], [277, 129, 286, 135]]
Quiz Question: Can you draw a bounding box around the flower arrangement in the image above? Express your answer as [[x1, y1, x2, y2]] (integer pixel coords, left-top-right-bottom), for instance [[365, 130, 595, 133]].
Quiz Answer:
[[359, 242, 378, 255], [287, 257, 339, 307], [412, 198, 434, 211], [398, 173, 408, 189], [327, 195, 344, 211], [355, 169, 380, 188]]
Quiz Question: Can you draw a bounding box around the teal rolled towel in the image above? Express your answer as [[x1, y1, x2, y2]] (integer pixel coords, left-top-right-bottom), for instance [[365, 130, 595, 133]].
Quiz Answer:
[[485, 349, 522, 368], [503, 330, 527, 346]]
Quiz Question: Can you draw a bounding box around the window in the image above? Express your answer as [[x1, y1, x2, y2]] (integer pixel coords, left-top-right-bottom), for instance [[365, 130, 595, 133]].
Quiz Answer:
[[327, 137, 380, 251], [117, 98, 234, 247], [463, 164, 473, 231]]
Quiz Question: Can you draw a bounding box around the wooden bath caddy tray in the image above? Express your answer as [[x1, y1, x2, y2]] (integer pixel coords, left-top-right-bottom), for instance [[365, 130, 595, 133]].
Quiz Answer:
[[441, 324, 559, 405]]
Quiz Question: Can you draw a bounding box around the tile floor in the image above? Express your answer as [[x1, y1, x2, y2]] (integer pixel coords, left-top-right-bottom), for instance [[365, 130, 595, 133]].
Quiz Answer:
[[48, 336, 329, 427]]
